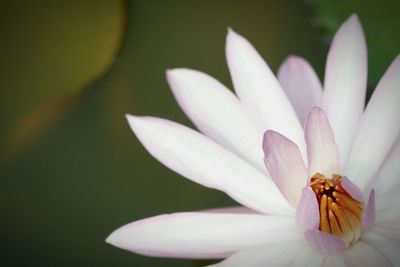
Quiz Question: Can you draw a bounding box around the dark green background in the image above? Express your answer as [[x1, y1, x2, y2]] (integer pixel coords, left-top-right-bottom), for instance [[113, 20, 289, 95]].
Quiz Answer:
[[1, 1, 399, 266]]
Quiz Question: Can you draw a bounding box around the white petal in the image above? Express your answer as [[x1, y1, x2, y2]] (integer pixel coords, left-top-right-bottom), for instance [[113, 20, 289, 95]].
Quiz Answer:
[[211, 241, 306, 267], [126, 115, 293, 215], [345, 55, 400, 191], [370, 137, 400, 223], [305, 107, 341, 178], [202, 206, 257, 214], [263, 130, 308, 207], [106, 212, 300, 259], [167, 69, 266, 173], [368, 220, 400, 243], [362, 225, 400, 266], [225, 29, 306, 159], [278, 55, 323, 126], [369, 135, 400, 196], [323, 257, 347, 267], [343, 241, 393, 267], [288, 245, 326, 267], [323, 14, 367, 164], [375, 192, 400, 223]]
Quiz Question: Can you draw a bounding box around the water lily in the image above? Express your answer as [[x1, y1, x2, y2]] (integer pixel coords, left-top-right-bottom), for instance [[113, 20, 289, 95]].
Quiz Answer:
[[106, 14, 400, 266]]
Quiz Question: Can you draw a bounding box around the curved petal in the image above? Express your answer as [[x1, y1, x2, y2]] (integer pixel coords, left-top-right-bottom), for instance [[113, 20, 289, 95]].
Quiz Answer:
[[343, 241, 393, 267], [305, 107, 341, 178], [209, 241, 306, 267], [362, 228, 400, 266], [373, 136, 400, 223], [341, 176, 364, 203], [263, 130, 308, 206], [323, 257, 347, 267], [362, 189, 376, 232], [375, 192, 400, 223], [201, 206, 257, 214], [278, 55, 323, 126], [370, 135, 400, 196], [323, 14, 367, 164], [296, 186, 320, 234], [106, 212, 300, 259], [225, 29, 306, 159], [304, 229, 346, 256], [167, 68, 265, 172], [288, 244, 326, 267], [345, 55, 400, 191], [368, 220, 400, 244], [126, 115, 293, 215]]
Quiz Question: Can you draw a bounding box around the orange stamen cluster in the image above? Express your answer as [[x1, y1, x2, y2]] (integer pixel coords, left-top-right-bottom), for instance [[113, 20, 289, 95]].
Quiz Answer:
[[310, 173, 364, 244]]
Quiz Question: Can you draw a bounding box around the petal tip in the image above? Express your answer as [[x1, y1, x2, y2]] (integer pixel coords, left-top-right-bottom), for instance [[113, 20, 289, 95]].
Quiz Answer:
[[125, 113, 142, 123], [105, 228, 124, 248], [310, 106, 324, 114], [337, 13, 364, 39], [165, 67, 185, 79], [262, 130, 283, 149], [226, 27, 246, 48], [344, 13, 361, 29], [305, 107, 326, 125], [165, 68, 174, 77], [283, 55, 304, 65], [348, 13, 360, 22], [305, 107, 328, 125], [226, 26, 237, 36]]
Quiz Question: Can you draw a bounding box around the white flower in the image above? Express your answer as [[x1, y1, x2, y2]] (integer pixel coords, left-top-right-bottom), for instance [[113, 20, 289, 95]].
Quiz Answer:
[[106, 14, 400, 266]]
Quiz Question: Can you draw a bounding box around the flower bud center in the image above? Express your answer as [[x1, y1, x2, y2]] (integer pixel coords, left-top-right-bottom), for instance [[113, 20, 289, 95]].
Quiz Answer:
[[310, 173, 364, 244]]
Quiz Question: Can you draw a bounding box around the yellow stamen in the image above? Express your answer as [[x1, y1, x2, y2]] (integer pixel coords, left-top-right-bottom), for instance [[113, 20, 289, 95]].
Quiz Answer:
[[320, 194, 331, 233], [310, 173, 364, 244], [328, 210, 342, 237]]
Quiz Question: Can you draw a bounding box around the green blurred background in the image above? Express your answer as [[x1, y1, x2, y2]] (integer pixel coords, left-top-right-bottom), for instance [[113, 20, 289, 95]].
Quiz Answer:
[[0, 0, 399, 266]]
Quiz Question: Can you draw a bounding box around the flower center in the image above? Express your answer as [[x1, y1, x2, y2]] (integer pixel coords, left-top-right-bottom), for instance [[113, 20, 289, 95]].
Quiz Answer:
[[310, 173, 364, 244]]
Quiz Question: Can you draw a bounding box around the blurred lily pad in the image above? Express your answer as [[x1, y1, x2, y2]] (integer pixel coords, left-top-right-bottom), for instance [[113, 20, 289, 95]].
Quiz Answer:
[[311, 0, 400, 85], [2, 1, 328, 266], [0, 0, 125, 160]]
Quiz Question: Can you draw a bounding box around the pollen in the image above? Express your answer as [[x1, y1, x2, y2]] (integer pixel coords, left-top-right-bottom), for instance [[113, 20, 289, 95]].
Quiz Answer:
[[310, 173, 364, 244]]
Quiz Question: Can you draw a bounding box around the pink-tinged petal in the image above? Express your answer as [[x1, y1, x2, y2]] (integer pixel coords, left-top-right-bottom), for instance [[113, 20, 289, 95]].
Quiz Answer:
[[225, 29, 306, 159], [323, 14, 367, 164], [341, 176, 364, 202], [263, 130, 308, 207], [296, 186, 320, 233], [210, 241, 306, 267], [278, 55, 323, 126], [343, 241, 393, 267], [305, 107, 341, 178], [362, 189, 375, 232], [167, 69, 266, 173], [126, 115, 293, 215], [304, 229, 346, 256], [346, 55, 400, 191], [362, 228, 400, 265], [323, 257, 347, 267], [106, 212, 301, 259]]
